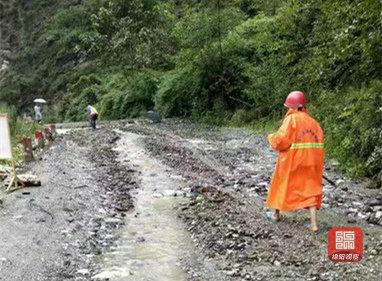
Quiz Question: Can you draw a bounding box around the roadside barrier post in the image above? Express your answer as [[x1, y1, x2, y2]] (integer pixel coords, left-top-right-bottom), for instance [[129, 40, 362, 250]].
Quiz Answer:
[[44, 126, 53, 143], [21, 137, 34, 162], [35, 130, 45, 148], [49, 124, 57, 139]]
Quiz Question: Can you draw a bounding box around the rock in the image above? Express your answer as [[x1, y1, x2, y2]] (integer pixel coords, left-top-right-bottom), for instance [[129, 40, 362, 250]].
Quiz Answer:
[[375, 211, 382, 220], [92, 270, 132, 280], [323, 185, 332, 191], [357, 213, 369, 219], [370, 248, 378, 255], [347, 216, 357, 223], [363, 205, 373, 213], [352, 201, 363, 207], [189, 200, 197, 206], [233, 263, 242, 269], [274, 260, 281, 266], [109, 136, 120, 144], [181, 205, 189, 211], [225, 269, 239, 277], [368, 198, 381, 207], [152, 193, 163, 198], [147, 111, 161, 123], [104, 217, 121, 226], [367, 211, 382, 224], [18, 174, 41, 187], [336, 179, 345, 185], [77, 269, 90, 275], [347, 208, 358, 214], [372, 206, 382, 212], [136, 236, 146, 243], [244, 274, 252, 280]]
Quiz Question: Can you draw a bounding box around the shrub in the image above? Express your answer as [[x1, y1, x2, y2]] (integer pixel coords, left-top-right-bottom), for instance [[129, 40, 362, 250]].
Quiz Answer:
[[155, 67, 200, 117], [314, 80, 382, 179], [92, 71, 158, 120], [120, 73, 157, 117], [1, 0, 381, 182]]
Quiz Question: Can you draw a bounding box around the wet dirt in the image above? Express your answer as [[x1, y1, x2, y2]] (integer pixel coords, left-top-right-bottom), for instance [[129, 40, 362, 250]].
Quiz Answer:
[[92, 129, 228, 281], [93, 130, 191, 280], [122, 120, 382, 281], [0, 125, 136, 280], [0, 134, 103, 281], [0, 119, 381, 281]]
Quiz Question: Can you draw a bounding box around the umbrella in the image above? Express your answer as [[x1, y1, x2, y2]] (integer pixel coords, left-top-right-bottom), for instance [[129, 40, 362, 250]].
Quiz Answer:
[[33, 98, 47, 104]]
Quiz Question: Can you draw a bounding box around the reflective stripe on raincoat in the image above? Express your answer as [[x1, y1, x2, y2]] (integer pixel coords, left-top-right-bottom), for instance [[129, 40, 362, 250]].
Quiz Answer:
[[265, 109, 324, 211]]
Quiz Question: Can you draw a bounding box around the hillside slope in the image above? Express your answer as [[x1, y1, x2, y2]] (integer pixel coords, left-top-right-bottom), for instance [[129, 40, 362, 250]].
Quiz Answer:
[[0, 0, 381, 184]]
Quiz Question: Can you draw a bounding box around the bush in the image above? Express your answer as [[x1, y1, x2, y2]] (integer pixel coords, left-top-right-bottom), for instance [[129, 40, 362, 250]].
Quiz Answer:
[[120, 73, 158, 117], [155, 67, 200, 117], [314, 80, 382, 179], [1, 0, 381, 182], [230, 109, 258, 126], [98, 71, 158, 119], [223, 14, 290, 117]]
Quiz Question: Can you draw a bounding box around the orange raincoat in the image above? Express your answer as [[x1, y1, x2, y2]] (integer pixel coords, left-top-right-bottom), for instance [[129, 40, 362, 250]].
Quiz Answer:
[[266, 109, 324, 211]]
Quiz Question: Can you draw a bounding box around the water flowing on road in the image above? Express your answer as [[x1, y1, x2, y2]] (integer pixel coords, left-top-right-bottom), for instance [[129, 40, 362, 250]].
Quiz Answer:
[[92, 130, 192, 281]]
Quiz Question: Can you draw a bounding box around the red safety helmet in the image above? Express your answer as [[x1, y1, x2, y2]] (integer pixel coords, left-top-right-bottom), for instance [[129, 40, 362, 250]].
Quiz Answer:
[[284, 91, 306, 109]]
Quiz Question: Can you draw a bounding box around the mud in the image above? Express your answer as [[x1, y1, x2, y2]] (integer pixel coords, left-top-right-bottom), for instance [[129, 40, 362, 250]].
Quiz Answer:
[[92, 130, 229, 281], [0, 119, 381, 281], [92, 130, 191, 280], [0, 126, 136, 280], [122, 120, 382, 281]]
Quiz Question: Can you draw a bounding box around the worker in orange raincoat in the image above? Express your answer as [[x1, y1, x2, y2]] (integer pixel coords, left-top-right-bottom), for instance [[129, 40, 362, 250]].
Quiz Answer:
[[265, 91, 324, 232]]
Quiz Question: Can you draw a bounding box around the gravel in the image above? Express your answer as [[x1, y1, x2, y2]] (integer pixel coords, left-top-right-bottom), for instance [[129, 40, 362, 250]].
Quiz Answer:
[[0, 119, 381, 281]]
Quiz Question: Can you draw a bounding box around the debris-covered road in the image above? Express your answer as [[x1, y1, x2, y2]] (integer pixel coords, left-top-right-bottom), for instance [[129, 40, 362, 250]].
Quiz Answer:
[[0, 120, 381, 281]]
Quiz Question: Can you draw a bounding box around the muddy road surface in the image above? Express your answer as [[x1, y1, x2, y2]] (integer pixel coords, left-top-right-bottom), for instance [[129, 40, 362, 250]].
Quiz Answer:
[[0, 119, 381, 281]]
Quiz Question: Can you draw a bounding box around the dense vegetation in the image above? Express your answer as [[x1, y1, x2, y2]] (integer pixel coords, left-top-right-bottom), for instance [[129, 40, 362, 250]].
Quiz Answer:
[[0, 0, 381, 185]]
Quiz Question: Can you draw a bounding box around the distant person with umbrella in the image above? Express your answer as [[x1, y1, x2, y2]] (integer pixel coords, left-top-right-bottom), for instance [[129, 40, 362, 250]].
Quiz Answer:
[[33, 98, 46, 123]]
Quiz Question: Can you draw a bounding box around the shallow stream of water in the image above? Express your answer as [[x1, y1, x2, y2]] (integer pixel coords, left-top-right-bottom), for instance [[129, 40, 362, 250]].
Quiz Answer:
[[92, 130, 192, 281]]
